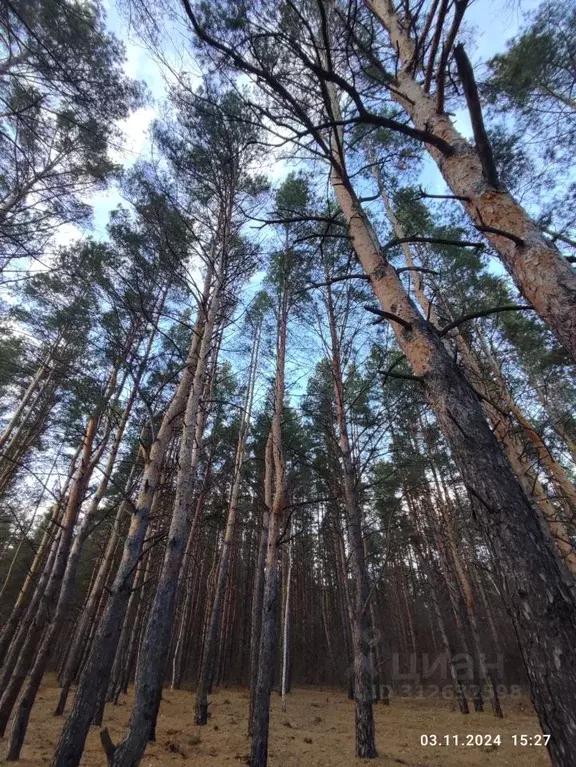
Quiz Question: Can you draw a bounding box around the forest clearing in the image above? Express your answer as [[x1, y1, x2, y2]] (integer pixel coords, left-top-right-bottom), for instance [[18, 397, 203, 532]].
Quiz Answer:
[[0, 679, 551, 767], [1, 0, 576, 765]]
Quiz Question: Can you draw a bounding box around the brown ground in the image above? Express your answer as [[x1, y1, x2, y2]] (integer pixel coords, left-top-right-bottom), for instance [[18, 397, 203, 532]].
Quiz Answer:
[[1, 678, 551, 766]]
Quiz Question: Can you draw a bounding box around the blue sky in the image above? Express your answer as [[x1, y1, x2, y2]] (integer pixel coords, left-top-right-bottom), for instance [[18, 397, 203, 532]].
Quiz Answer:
[[70, 0, 543, 242]]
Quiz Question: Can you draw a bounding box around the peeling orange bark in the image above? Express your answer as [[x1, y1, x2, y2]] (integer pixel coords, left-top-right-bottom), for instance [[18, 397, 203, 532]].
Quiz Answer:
[[365, 0, 576, 363], [327, 82, 576, 767]]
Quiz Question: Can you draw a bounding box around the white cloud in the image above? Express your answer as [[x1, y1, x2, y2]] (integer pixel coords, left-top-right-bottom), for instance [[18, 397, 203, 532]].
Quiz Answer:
[[53, 222, 83, 248], [111, 106, 157, 167]]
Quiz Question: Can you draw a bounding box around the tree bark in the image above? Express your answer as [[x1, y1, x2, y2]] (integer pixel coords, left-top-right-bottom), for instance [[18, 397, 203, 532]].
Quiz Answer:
[[365, 0, 576, 362], [413, 537, 469, 714], [107, 274, 221, 767], [327, 86, 576, 766], [195, 316, 261, 724], [51, 268, 212, 767], [250, 288, 287, 767], [280, 519, 293, 713], [0, 409, 101, 737], [324, 272, 377, 757], [247, 431, 273, 736], [376, 171, 576, 573]]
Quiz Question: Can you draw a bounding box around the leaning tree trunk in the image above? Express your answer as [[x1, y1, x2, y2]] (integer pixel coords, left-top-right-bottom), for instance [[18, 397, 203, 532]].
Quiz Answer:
[[440, 500, 503, 717], [0, 432, 68, 603], [106, 274, 222, 767], [0, 521, 62, 685], [0, 408, 102, 737], [171, 325, 223, 683], [327, 86, 576, 766], [376, 173, 576, 573], [474, 328, 576, 518], [169, 339, 221, 692], [431, 511, 483, 712], [0, 353, 49, 453], [0, 462, 73, 668], [54, 475, 136, 716], [0, 331, 63, 454], [5, 341, 152, 759], [365, 0, 576, 362], [51, 267, 213, 767], [170, 461, 212, 690], [413, 537, 469, 714]]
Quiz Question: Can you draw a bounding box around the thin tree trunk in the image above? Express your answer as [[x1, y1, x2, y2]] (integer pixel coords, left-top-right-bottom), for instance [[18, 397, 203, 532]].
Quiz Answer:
[[107, 273, 222, 766], [0, 521, 62, 680], [55, 478, 135, 716], [0, 497, 68, 669], [170, 466, 211, 690], [413, 537, 469, 714], [8, 344, 149, 751], [475, 329, 576, 517], [0, 409, 102, 737], [442, 505, 503, 717], [195, 316, 261, 723], [281, 519, 293, 713], [324, 273, 376, 757], [108, 544, 152, 706], [376, 170, 576, 572], [247, 432, 272, 736], [51, 268, 212, 767], [0, 434, 67, 605], [250, 288, 287, 767], [0, 350, 52, 454]]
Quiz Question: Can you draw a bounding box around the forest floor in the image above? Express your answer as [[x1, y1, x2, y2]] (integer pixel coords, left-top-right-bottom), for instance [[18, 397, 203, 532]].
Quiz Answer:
[[1, 677, 550, 766]]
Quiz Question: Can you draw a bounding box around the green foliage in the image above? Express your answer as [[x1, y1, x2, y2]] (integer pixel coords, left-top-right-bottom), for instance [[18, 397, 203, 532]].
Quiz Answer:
[[485, 2, 576, 116], [0, 0, 142, 266], [0, 329, 25, 401], [483, 0, 576, 180]]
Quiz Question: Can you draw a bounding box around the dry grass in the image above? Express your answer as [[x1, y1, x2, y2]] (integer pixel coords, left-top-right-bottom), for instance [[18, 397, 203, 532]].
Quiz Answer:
[[0, 677, 551, 766]]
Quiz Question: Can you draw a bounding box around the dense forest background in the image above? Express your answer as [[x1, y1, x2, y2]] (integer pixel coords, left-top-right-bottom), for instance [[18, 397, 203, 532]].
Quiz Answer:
[[0, 0, 575, 765]]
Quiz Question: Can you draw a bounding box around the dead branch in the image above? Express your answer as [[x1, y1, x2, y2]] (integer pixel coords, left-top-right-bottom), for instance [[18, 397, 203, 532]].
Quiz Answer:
[[454, 43, 500, 188], [475, 225, 525, 247], [382, 236, 483, 251], [439, 305, 533, 336], [364, 305, 413, 330]]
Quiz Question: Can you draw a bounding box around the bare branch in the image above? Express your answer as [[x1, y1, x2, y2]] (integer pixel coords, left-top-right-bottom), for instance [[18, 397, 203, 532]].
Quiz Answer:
[[439, 305, 534, 336], [475, 225, 525, 247], [383, 236, 483, 251], [364, 305, 413, 330], [454, 43, 500, 188]]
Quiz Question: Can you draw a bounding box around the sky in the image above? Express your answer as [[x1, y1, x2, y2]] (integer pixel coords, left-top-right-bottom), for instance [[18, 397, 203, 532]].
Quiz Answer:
[[67, 0, 545, 408], [72, 0, 542, 242], [5, 0, 548, 498]]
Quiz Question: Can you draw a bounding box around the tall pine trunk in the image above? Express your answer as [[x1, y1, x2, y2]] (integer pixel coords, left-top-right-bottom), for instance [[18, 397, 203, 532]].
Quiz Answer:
[[0, 409, 102, 736], [195, 316, 261, 724], [247, 436, 272, 736], [324, 274, 377, 757], [107, 273, 222, 767], [250, 290, 287, 767], [51, 268, 212, 767], [327, 87, 576, 765], [376, 170, 576, 572]]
